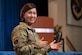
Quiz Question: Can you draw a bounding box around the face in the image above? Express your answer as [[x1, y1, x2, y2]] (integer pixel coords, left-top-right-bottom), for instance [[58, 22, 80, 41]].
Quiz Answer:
[[23, 8, 37, 25]]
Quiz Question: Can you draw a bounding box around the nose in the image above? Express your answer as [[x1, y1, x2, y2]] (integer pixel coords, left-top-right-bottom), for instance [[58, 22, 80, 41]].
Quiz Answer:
[[31, 13, 37, 18], [32, 13, 34, 16]]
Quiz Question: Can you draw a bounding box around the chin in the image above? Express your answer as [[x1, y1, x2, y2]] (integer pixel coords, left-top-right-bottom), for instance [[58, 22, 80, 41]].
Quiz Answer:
[[29, 22, 35, 25]]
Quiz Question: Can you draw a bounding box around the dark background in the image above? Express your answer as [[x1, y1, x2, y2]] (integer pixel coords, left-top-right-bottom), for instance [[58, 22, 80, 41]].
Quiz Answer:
[[0, 0, 48, 51]]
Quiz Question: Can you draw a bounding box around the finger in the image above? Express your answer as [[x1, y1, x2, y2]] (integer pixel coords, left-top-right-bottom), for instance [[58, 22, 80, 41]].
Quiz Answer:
[[40, 37, 44, 41], [58, 42, 62, 45], [45, 41, 48, 44], [54, 40, 56, 42], [43, 41, 48, 44], [57, 45, 62, 49], [52, 40, 56, 43]]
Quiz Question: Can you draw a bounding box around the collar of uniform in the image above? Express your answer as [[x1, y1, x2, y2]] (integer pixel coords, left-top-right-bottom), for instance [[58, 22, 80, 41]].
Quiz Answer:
[[20, 22, 35, 32]]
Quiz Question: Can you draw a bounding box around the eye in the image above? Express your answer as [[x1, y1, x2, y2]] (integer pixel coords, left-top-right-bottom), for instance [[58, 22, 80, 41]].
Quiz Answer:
[[33, 12, 37, 15], [27, 11, 32, 14]]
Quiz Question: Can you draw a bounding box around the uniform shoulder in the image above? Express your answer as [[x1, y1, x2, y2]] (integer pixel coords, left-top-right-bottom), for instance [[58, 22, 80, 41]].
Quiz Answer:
[[12, 22, 27, 32]]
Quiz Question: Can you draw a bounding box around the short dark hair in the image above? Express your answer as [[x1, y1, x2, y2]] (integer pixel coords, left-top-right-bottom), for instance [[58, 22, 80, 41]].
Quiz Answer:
[[20, 3, 37, 22]]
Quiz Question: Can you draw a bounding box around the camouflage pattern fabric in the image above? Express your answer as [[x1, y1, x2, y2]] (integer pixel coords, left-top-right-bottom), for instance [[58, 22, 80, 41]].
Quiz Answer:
[[11, 22, 51, 55]]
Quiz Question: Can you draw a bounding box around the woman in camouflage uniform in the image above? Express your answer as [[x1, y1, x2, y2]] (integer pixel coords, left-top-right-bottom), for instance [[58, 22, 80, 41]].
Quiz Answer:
[[11, 3, 61, 55]]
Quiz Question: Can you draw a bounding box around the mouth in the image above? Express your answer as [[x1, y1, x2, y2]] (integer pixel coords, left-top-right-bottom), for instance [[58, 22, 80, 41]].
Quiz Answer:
[[29, 18, 36, 22]]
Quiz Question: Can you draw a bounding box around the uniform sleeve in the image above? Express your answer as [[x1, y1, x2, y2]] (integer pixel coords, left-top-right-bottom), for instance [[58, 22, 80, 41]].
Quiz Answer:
[[32, 34, 52, 53], [45, 45, 52, 52], [34, 35, 52, 53], [11, 28, 39, 55]]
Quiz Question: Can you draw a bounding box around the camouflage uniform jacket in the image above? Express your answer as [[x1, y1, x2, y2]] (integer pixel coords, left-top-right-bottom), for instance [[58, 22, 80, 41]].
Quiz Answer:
[[11, 22, 51, 55]]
